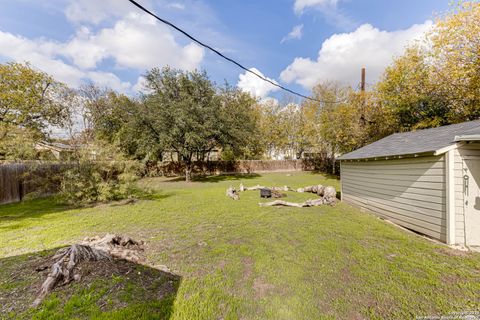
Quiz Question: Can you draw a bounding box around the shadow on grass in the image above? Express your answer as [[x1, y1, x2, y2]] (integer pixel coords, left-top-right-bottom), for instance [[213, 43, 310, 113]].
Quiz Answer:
[[0, 190, 174, 225], [164, 173, 261, 183], [307, 170, 340, 180], [133, 189, 176, 201], [0, 198, 70, 223], [0, 247, 181, 320]]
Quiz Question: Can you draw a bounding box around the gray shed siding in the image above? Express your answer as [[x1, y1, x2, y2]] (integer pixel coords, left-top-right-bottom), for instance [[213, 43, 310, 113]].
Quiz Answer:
[[453, 142, 480, 245], [340, 155, 446, 242]]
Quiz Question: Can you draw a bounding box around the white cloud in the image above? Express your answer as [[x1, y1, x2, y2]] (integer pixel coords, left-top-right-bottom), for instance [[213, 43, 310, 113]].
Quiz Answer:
[[0, 30, 132, 91], [59, 13, 204, 72], [168, 3, 186, 10], [86, 71, 132, 92], [280, 21, 433, 89], [62, 27, 107, 69], [88, 13, 204, 71], [63, 1, 205, 72], [0, 11, 204, 93], [65, 0, 138, 24], [294, 0, 338, 14], [237, 68, 280, 99], [281, 24, 304, 43], [0, 30, 85, 86], [132, 76, 152, 94], [293, 0, 354, 29]]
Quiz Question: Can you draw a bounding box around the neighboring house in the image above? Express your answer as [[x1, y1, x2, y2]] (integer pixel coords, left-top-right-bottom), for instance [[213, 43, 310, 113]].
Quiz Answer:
[[265, 148, 297, 160], [162, 149, 221, 162], [338, 120, 480, 248], [34, 141, 76, 160], [34, 141, 98, 160], [266, 147, 325, 160]]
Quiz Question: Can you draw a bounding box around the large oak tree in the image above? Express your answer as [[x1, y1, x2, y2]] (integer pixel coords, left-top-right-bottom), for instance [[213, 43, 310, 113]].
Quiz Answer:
[[88, 67, 259, 181]]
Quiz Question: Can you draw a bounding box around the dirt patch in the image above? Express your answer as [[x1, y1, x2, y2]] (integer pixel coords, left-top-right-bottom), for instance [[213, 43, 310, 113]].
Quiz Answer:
[[253, 277, 275, 298], [440, 273, 461, 285], [231, 256, 254, 294], [346, 310, 367, 320], [242, 257, 254, 281], [313, 260, 394, 319], [229, 238, 245, 245], [340, 266, 353, 283], [435, 247, 470, 257], [218, 259, 227, 270], [0, 252, 47, 314]]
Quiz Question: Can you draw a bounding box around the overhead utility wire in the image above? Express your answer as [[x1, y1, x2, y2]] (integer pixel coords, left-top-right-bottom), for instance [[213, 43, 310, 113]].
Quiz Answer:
[[127, 0, 344, 104]]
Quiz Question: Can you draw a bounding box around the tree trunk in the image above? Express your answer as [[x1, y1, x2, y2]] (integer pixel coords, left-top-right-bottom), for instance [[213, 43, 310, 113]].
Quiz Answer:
[[185, 163, 192, 182], [331, 146, 336, 175], [296, 185, 323, 194], [240, 185, 290, 192], [33, 234, 144, 307], [226, 187, 239, 200], [259, 186, 337, 207]]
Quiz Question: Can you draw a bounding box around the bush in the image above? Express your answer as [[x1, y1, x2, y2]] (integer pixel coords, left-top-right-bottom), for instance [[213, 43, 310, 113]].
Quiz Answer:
[[58, 160, 141, 205], [57, 143, 143, 205]]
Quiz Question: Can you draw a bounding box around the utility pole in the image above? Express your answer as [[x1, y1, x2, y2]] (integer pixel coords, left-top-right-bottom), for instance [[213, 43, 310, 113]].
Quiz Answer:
[[360, 67, 366, 92], [360, 67, 366, 127]]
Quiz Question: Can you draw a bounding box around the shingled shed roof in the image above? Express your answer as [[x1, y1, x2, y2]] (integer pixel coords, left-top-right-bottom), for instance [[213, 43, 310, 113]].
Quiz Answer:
[[338, 119, 480, 161]]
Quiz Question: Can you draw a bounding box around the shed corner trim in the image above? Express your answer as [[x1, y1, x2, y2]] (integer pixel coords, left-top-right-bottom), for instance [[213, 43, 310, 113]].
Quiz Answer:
[[445, 149, 456, 245]]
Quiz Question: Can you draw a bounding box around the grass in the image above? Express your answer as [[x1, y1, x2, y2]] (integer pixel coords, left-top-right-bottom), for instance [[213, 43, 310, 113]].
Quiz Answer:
[[0, 172, 479, 319]]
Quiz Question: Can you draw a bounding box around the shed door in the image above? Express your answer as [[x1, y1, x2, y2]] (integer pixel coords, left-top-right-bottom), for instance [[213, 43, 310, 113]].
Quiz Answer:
[[464, 159, 480, 246]]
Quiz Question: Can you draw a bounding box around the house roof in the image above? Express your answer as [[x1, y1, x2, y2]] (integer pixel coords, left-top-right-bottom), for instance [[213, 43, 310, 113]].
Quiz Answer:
[[35, 141, 76, 152], [338, 119, 480, 161]]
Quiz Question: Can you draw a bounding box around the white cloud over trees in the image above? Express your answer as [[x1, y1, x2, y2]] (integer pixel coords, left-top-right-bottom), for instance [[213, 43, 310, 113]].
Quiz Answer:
[[237, 68, 279, 98], [280, 21, 432, 89]]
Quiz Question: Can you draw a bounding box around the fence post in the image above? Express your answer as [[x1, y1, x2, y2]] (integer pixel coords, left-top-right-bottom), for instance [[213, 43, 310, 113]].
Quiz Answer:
[[18, 180, 23, 201]]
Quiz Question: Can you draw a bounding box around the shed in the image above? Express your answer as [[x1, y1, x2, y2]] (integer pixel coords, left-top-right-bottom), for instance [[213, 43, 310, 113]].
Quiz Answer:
[[338, 120, 480, 247]]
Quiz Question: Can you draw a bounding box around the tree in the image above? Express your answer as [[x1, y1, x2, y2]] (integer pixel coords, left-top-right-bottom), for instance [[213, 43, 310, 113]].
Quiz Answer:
[[88, 67, 259, 181], [256, 99, 289, 159], [140, 68, 222, 181], [310, 82, 351, 172], [303, 81, 384, 173], [141, 67, 262, 180], [376, 1, 480, 130], [300, 96, 325, 157], [0, 62, 72, 159], [428, 1, 480, 122], [0, 127, 40, 160], [280, 103, 310, 159], [81, 87, 152, 160], [217, 85, 262, 160], [348, 90, 392, 146], [0, 62, 71, 139], [376, 46, 448, 131]]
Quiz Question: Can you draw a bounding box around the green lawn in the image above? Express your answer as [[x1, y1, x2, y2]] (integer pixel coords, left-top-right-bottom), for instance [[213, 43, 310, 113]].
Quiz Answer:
[[1, 172, 479, 319]]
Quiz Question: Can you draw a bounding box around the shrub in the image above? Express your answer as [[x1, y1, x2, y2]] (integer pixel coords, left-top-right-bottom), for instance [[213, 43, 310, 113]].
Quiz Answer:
[[57, 143, 143, 205]]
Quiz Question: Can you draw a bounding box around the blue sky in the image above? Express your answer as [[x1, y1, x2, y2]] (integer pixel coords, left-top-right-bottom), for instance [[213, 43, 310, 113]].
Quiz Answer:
[[0, 0, 451, 100]]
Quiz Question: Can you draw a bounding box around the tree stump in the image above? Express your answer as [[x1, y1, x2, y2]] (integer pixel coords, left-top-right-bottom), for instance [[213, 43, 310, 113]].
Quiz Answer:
[[33, 234, 145, 307], [226, 187, 240, 200]]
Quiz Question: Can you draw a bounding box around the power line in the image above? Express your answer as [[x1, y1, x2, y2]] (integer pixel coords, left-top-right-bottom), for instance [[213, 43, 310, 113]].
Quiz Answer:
[[127, 0, 343, 104]]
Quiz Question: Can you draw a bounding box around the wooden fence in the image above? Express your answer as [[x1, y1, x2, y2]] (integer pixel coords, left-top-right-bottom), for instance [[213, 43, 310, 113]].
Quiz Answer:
[[0, 159, 323, 205], [0, 163, 64, 205], [144, 159, 313, 176]]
